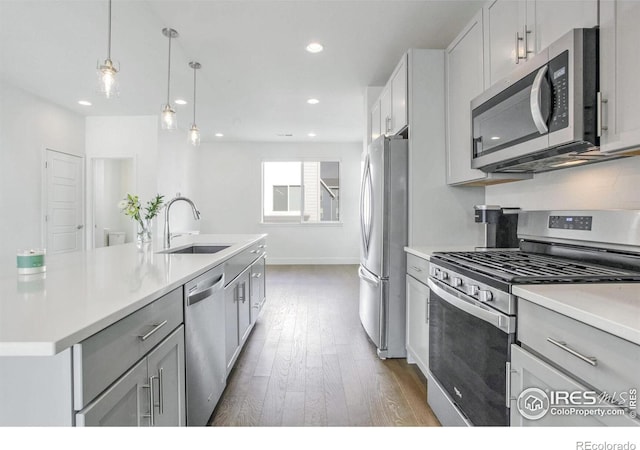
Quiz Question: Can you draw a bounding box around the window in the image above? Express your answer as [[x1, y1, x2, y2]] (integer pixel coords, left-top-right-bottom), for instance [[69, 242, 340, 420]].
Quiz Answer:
[[262, 161, 340, 223]]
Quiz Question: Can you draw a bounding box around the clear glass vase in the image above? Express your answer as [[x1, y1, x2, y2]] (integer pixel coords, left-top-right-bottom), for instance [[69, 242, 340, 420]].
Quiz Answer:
[[136, 219, 152, 246]]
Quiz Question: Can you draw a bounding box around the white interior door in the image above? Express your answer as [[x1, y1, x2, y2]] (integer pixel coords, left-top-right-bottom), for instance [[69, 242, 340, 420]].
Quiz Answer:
[[45, 149, 84, 254]]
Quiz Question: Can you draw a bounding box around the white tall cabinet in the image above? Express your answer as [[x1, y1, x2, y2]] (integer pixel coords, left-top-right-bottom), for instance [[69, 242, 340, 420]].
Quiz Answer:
[[599, 0, 640, 155]]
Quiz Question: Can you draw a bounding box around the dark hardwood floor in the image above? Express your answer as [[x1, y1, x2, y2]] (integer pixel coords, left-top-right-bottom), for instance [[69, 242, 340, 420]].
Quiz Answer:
[[210, 265, 440, 427]]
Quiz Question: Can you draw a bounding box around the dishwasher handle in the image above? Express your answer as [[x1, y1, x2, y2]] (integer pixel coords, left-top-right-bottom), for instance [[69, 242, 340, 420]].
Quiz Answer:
[[187, 273, 225, 306]]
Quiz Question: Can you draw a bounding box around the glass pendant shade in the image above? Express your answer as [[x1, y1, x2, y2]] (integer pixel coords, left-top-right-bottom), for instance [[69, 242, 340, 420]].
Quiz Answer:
[[161, 104, 177, 131], [97, 58, 119, 98], [189, 124, 201, 146]]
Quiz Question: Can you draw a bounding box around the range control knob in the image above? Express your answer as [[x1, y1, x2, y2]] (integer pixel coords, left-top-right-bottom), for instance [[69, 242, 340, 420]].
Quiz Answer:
[[437, 270, 449, 281], [468, 285, 480, 296], [478, 290, 494, 303], [452, 277, 463, 288]]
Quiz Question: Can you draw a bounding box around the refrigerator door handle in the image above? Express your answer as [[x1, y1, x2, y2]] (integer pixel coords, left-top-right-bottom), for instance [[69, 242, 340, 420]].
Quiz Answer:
[[358, 266, 380, 286], [360, 157, 368, 257], [365, 164, 374, 255]]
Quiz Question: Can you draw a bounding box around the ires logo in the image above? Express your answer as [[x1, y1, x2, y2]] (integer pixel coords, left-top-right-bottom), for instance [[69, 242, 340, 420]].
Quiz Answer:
[[516, 387, 637, 421]]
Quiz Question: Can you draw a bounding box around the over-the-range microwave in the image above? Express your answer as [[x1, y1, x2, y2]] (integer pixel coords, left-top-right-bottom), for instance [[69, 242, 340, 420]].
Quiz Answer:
[[470, 28, 620, 173]]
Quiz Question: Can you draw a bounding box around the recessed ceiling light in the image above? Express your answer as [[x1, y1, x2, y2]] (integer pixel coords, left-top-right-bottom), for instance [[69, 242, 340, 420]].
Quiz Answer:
[[215, 133, 224, 137], [175, 99, 187, 105], [306, 42, 323, 53], [490, 136, 500, 140], [308, 132, 317, 137], [307, 98, 320, 105], [78, 100, 92, 106]]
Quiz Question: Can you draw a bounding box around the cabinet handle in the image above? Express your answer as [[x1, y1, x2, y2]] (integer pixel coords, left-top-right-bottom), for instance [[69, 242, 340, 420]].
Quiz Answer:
[[258, 244, 267, 249], [547, 337, 597, 366], [523, 26, 532, 60], [252, 272, 262, 278], [138, 320, 168, 341], [142, 376, 157, 426], [385, 116, 392, 133], [597, 92, 609, 137], [410, 265, 423, 273], [425, 293, 430, 324], [158, 368, 164, 415], [515, 31, 522, 64], [250, 249, 259, 254], [505, 362, 518, 408]]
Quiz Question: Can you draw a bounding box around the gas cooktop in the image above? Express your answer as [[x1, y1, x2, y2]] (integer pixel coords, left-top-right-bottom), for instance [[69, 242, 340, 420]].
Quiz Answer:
[[431, 250, 640, 284]]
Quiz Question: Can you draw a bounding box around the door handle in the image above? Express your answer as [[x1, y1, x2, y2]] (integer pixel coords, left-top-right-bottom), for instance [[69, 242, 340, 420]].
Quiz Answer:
[[546, 337, 597, 366], [597, 92, 608, 137], [358, 266, 380, 286], [77, 225, 84, 230], [530, 65, 549, 134]]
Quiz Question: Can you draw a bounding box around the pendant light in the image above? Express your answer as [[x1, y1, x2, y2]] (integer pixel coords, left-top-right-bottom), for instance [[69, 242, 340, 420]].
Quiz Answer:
[[97, 0, 119, 98], [188, 61, 202, 146], [161, 28, 179, 131]]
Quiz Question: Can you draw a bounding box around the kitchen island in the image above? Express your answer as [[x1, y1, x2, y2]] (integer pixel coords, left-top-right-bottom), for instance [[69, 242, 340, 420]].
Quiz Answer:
[[0, 234, 267, 426]]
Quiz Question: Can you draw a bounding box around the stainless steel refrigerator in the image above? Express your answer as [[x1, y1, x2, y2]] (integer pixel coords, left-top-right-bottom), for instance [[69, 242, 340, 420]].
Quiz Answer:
[[359, 136, 408, 359]]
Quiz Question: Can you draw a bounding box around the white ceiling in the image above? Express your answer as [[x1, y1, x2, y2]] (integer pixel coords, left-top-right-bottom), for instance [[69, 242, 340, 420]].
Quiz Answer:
[[0, 0, 483, 143]]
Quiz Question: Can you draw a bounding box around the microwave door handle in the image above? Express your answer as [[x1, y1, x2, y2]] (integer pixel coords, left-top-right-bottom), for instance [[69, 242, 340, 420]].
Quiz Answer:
[[530, 65, 549, 135]]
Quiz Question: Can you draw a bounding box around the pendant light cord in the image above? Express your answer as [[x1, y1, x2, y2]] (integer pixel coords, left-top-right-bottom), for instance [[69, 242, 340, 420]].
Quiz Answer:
[[193, 66, 197, 124], [107, 0, 112, 60], [166, 33, 172, 104]]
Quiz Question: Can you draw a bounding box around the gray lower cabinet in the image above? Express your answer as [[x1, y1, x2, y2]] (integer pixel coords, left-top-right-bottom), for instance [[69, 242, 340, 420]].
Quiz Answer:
[[225, 268, 251, 374], [405, 274, 429, 378], [77, 326, 185, 426], [250, 255, 266, 325]]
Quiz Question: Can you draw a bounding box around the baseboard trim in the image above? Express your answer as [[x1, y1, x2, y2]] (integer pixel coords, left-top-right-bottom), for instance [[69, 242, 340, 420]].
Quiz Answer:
[[266, 257, 360, 265]]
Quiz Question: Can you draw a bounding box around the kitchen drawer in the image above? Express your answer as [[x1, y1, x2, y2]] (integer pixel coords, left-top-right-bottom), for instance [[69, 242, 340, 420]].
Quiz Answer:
[[224, 239, 266, 286], [517, 299, 640, 397], [73, 287, 183, 410], [406, 253, 429, 284]]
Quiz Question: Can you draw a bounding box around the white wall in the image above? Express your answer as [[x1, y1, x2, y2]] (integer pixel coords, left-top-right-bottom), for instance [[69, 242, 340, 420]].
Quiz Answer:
[[156, 131, 201, 234], [85, 116, 159, 246], [0, 81, 85, 271], [195, 142, 361, 264], [485, 157, 640, 210]]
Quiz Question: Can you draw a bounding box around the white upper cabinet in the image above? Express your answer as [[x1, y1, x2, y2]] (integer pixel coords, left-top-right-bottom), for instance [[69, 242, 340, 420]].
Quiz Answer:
[[373, 53, 408, 138], [446, 10, 487, 185], [370, 99, 382, 143], [379, 82, 392, 137], [530, 0, 597, 52], [483, 0, 597, 88], [483, 0, 527, 88], [599, 0, 640, 154], [390, 54, 408, 135]]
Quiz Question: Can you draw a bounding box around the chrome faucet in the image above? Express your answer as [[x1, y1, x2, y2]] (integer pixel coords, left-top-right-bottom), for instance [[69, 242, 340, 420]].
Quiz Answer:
[[164, 194, 201, 248]]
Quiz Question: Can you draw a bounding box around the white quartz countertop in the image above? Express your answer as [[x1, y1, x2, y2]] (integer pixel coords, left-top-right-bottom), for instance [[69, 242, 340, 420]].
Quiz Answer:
[[513, 284, 640, 346], [0, 234, 266, 356]]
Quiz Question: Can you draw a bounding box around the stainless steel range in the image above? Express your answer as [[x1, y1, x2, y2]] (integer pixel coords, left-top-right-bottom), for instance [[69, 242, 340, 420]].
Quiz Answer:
[[426, 210, 640, 427]]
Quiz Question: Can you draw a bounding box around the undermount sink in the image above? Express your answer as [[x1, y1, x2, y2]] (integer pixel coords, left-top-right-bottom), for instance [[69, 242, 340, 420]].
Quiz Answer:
[[159, 245, 231, 254]]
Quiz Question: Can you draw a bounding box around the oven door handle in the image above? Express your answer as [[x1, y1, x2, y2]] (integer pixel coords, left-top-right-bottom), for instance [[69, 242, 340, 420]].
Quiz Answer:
[[427, 278, 515, 334]]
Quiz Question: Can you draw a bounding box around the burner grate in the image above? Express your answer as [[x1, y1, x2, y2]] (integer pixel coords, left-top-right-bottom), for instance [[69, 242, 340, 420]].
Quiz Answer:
[[432, 251, 640, 283]]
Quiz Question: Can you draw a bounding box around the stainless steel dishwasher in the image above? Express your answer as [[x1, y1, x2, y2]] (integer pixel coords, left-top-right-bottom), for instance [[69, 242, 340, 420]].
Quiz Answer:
[[183, 266, 226, 426]]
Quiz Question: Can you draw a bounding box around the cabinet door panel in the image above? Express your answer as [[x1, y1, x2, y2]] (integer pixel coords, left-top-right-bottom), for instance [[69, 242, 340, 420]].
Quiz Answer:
[[406, 274, 429, 378], [225, 282, 240, 373], [531, 0, 597, 52], [147, 326, 186, 427], [237, 271, 252, 345], [76, 359, 149, 427], [371, 100, 381, 143], [446, 10, 487, 185], [600, 0, 640, 153], [380, 83, 392, 136], [250, 256, 266, 325], [391, 55, 408, 135], [484, 0, 525, 87], [509, 345, 638, 426]]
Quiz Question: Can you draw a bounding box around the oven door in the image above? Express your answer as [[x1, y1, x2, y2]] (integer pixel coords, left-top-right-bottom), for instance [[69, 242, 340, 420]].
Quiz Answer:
[[427, 278, 515, 426]]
